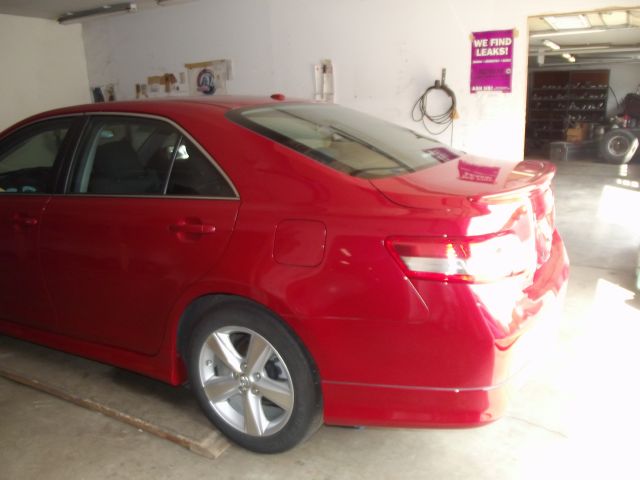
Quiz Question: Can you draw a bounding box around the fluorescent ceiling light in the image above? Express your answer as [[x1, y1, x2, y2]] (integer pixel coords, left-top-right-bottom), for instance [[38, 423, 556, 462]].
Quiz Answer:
[[542, 39, 561, 50], [58, 2, 137, 24], [562, 53, 576, 63], [156, 0, 192, 5], [530, 28, 606, 38], [565, 44, 609, 51], [544, 14, 591, 30]]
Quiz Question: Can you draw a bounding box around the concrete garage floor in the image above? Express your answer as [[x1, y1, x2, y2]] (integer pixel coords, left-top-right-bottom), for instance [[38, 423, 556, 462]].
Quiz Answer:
[[1, 160, 640, 480]]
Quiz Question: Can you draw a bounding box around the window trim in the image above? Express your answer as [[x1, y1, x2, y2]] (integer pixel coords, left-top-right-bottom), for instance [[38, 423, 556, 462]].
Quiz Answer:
[[161, 134, 183, 195], [65, 113, 239, 200]]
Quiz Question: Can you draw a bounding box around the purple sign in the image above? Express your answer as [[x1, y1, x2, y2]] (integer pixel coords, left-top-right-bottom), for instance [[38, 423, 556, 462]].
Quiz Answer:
[[470, 29, 514, 93], [423, 147, 459, 163], [458, 160, 500, 184]]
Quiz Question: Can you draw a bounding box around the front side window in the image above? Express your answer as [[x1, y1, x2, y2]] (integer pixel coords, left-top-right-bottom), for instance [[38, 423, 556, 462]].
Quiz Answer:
[[227, 104, 463, 179], [0, 118, 73, 194]]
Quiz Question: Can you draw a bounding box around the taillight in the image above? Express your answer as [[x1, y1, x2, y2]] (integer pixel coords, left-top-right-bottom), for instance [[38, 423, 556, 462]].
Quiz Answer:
[[385, 232, 536, 284], [532, 188, 556, 265]]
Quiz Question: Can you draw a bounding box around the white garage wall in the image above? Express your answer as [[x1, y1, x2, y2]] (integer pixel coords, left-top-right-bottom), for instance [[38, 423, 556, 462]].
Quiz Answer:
[[0, 14, 90, 132], [82, 0, 640, 161], [606, 63, 640, 116]]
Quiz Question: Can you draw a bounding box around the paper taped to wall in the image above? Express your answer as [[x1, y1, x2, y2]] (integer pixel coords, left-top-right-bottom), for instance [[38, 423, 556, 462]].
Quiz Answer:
[[314, 59, 334, 103]]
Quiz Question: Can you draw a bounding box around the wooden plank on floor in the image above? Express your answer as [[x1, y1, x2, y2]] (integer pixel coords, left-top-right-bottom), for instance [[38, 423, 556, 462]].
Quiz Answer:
[[0, 336, 230, 460]]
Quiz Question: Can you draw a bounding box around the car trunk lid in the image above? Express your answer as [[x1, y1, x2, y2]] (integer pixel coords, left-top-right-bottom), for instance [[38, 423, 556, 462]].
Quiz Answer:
[[369, 155, 556, 207]]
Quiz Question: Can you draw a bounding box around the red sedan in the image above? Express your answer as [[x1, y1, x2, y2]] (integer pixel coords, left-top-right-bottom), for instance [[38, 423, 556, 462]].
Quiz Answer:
[[0, 96, 569, 453]]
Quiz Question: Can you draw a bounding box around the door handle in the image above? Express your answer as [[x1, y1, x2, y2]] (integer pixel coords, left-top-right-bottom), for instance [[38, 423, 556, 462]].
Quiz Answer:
[[12, 213, 38, 228], [169, 223, 216, 235]]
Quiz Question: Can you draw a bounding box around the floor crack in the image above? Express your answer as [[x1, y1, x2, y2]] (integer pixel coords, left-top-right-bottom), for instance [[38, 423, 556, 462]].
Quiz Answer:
[[504, 414, 569, 439]]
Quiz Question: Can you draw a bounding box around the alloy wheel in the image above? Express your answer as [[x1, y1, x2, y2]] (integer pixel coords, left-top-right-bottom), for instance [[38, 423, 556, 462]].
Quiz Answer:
[[197, 326, 294, 437]]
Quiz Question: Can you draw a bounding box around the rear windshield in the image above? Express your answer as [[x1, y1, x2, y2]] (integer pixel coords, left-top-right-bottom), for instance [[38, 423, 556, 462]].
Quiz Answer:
[[226, 104, 462, 179]]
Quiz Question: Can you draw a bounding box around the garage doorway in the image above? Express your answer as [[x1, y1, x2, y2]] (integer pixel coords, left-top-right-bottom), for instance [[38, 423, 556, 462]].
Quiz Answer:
[[525, 8, 640, 164]]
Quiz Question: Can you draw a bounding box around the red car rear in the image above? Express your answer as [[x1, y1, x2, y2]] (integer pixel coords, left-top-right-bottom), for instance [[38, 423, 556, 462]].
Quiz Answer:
[[0, 97, 569, 453]]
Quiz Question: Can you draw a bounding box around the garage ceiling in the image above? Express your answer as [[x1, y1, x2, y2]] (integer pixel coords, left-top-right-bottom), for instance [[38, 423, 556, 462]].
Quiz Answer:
[[529, 9, 640, 68], [0, 0, 163, 19], [3, 2, 639, 68]]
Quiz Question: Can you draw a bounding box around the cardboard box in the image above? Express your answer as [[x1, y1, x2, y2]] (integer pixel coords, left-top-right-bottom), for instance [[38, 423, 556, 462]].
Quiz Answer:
[[566, 123, 590, 142], [566, 128, 584, 142], [549, 140, 598, 161]]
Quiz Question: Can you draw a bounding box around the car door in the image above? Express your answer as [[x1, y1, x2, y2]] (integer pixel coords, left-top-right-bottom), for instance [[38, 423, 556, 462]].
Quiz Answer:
[[0, 117, 77, 329], [39, 115, 240, 355]]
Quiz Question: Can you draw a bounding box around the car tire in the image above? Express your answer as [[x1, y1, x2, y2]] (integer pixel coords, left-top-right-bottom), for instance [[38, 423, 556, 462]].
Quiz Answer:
[[599, 129, 639, 164], [187, 299, 323, 453]]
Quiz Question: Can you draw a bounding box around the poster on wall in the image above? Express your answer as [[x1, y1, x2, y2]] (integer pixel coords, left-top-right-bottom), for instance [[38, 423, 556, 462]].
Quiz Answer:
[[470, 29, 514, 93], [139, 72, 188, 98], [185, 60, 232, 96]]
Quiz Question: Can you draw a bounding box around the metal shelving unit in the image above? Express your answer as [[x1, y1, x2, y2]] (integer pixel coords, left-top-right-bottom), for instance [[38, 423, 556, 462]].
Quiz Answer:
[[525, 70, 609, 153]]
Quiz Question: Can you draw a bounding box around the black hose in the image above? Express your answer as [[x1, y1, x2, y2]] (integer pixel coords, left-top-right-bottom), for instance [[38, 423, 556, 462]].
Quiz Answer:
[[412, 82, 457, 136]]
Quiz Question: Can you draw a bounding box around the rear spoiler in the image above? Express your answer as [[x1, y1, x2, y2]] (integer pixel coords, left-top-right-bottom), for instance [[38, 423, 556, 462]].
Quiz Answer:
[[468, 161, 556, 204]]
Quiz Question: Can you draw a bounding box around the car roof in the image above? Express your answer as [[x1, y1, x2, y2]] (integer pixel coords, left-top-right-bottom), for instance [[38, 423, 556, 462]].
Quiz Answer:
[[11, 95, 305, 129]]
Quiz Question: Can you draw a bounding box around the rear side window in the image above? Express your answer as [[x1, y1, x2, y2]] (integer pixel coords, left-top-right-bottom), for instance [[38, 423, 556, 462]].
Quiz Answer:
[[166, 138, 235, 197], [69, 115, 236, 198], [227, 104, 463, 179], [71, 117, 178, 195], [0, 118, 73, 194]]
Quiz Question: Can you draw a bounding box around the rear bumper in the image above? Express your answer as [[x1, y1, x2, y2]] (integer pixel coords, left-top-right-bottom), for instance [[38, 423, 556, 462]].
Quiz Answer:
[[322, 284, 564, 427], [323, 381, 506, 427], [322, 230, 569, 428]]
